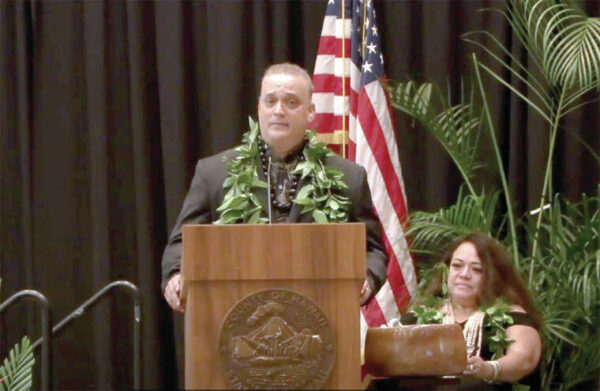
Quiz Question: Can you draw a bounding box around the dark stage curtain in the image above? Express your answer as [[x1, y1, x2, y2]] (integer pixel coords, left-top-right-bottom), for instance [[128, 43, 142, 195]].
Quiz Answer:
[[0, 1, 597, 389]]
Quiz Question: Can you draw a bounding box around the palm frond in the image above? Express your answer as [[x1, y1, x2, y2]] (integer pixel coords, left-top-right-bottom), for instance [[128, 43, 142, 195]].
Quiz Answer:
[[406, 188, 501, 254], [560, 325, 600, 389], [508, 0, 600, 90], [388, 81, 483, 193], [469, 0, 600, 261], [519, 195, 600, 389], [562, 91, 600, 117], [416, 262, 448, 296], [544, 13, 600, 88], [0, 336, 34, 391], [462, 30, 553, 119], [467, 0, 600, 126]]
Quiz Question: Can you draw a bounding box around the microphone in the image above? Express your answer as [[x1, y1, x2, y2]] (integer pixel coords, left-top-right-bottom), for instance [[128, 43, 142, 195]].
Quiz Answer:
[[267, 156, 272, 224]]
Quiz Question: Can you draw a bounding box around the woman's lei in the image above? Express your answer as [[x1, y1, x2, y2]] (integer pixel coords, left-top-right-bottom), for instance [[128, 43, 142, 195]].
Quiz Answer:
[[408, 262, 515, 359], [411, 298, 528, 390], [410, 295, 515, 360], [402, 264, 529, 390], [215, 117, 350, 224]]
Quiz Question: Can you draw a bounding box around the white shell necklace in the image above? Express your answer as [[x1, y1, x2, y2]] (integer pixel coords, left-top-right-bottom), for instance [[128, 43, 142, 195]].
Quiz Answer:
[[441, 299, 484, 357]]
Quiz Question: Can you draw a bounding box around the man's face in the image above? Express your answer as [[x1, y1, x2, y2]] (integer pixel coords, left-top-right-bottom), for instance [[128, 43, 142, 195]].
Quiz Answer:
[[258, 72, 315, 157]]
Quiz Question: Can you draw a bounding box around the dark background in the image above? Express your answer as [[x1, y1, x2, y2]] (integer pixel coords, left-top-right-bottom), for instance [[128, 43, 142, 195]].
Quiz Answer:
[[1, 0, 598, 389]]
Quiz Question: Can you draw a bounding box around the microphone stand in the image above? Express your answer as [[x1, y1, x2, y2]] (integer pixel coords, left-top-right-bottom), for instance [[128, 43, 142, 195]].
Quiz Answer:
[[267, 156, 272, 224]]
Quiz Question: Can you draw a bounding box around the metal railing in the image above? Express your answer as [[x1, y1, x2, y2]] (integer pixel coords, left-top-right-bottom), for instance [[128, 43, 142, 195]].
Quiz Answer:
[[1, 280, 142, 389]]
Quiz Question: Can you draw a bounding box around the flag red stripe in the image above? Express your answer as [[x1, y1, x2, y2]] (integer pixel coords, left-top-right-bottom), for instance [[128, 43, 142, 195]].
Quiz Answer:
[[350, 87, 358, 115], [382, 234, 411, 312], [316, 36, 351, 57], [313, 73, 351, 95], [311, 113, 347, 133], [360, 292, 387, 327], [357, 91, 408, 221], [347, 139, 356, 161]]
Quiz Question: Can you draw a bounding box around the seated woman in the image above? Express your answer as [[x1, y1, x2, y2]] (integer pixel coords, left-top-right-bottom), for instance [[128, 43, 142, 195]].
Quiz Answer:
[[370, 232, 542, 390]]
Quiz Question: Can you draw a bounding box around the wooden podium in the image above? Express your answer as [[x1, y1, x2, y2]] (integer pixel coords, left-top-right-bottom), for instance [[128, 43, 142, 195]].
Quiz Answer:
[[181, 223, 366, 389]]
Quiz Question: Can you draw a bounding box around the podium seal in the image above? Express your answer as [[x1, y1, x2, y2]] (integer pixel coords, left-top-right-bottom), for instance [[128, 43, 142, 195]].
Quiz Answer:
[[217, 288, 335, 389]]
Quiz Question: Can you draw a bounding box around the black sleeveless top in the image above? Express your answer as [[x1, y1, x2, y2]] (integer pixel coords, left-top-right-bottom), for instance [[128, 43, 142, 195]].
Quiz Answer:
[[368, 311, 541, 391]]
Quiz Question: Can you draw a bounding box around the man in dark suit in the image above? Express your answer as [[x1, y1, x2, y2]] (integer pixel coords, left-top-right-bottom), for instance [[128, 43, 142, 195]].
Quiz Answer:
[[162, 63, 388, 312]]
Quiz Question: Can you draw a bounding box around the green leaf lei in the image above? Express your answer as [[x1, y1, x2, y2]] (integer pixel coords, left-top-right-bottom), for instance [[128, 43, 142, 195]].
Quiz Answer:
[[215, 117, 350, 224], [481, 301, 515, 360], [409, 297, 515, 360]]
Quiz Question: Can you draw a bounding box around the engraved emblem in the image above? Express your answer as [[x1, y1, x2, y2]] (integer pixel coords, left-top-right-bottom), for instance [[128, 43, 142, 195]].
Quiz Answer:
[[218, 288, 335, 389]]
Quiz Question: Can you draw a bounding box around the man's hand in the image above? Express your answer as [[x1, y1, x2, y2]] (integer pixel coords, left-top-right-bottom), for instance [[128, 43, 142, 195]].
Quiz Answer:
[[359, 279, 373, 306], [164, 273, 185, 312]]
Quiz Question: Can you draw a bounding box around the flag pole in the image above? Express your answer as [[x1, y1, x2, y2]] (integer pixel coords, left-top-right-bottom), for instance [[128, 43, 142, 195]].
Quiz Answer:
[[361, 0, 367, 58], [313, 0, 418, 330], [341, 0, 347, 158]]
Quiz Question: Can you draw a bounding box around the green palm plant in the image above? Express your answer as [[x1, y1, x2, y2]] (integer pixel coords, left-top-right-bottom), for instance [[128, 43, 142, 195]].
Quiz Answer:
[[464, 0, 600, 263], [0, 337, 34, 391], [389, 0, 600, 389], [389, 81, 483, 197], [0, 280, 35, 391], [521, 195, 600, 389], [407, 187, 502, 254]]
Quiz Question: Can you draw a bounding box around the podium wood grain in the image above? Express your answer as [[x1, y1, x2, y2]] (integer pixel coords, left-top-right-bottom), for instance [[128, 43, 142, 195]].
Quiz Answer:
[[182, 224, 366, 389]]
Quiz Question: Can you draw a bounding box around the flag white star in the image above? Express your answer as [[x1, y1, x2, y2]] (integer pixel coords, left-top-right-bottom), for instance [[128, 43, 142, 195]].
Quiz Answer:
[[363, 61, 373, 73], [371, 25, 378, 36], [380, 53, 384, 65], [328, 0, 335, 4], [366, 42, 377, 54]]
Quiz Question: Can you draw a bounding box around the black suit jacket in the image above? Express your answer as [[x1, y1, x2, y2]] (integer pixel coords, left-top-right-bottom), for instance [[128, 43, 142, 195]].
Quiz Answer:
[[161, 148, 388, 294]]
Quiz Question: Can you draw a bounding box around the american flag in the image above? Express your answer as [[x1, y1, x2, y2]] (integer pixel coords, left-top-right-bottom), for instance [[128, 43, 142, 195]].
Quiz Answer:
[[311, 0, 418, 349]]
